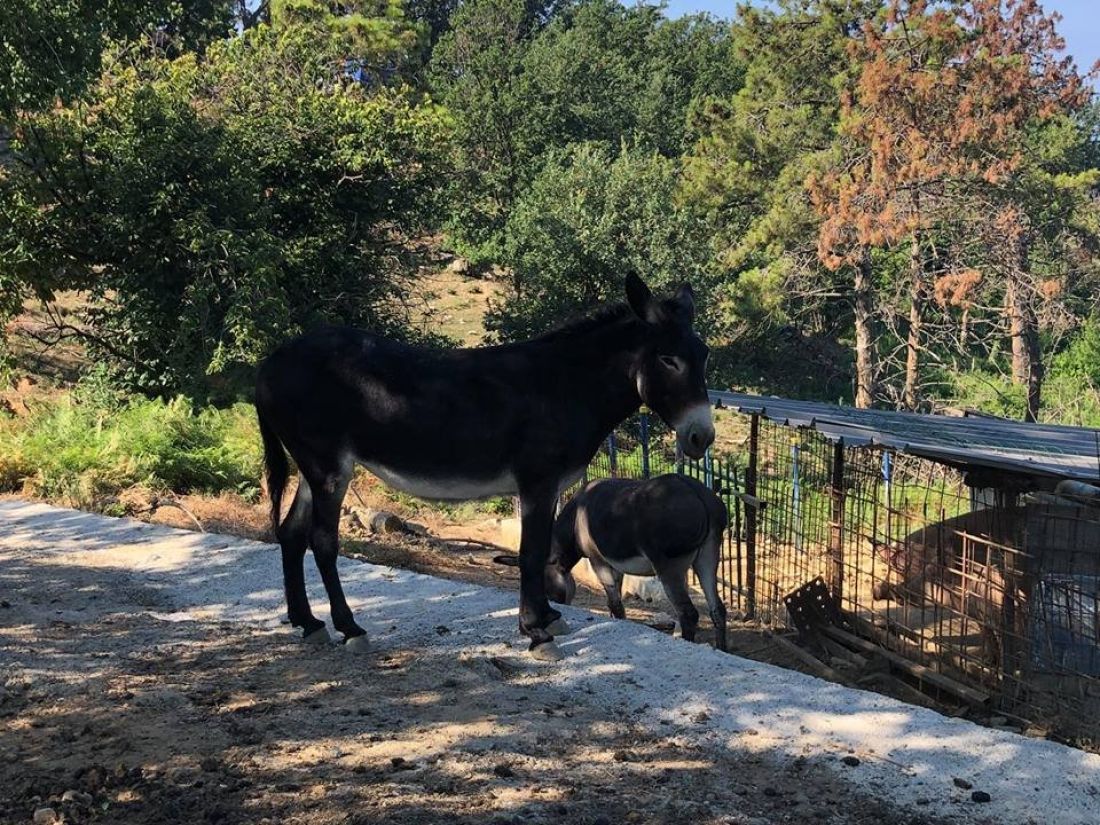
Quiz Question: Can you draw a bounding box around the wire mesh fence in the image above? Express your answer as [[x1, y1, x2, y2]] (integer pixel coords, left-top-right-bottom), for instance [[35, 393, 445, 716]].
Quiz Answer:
[[580, 409, 1100, 746]]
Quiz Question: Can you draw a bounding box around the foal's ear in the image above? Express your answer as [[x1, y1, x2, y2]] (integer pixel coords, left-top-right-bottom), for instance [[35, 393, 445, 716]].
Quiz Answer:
[[672, 282, 696, 322], [625, 272, 661, 324]]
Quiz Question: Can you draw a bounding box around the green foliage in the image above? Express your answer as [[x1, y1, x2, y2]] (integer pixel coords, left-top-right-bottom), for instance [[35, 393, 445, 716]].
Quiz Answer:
[[944, 366, 1100, 429], [428, 0, 541, 263], [1052, 315, 1100, 387], [0, 384, 263, 506], [945, 371, 1030, 421], [3, 0, 1100, 436], [0, 0, 233, 116], [679, 0, 876, 381], [270, 0, 423, 78], [431, 0, 739, 265], [0, 9, 452, 400], [486, 142, 714, 340]]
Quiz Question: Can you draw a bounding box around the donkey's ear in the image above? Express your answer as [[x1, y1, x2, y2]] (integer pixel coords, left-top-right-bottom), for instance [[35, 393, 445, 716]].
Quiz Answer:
[[625, 272, 662, 324], [672, 282, 696, 322]]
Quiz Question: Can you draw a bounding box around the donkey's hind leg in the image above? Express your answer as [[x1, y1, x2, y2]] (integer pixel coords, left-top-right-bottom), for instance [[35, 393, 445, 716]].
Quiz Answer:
[[590, 558, 626, 620], [693, 533, 728, 652], [278, 475, 328, 642], [306, 461, 369, 651], [655, 563, 700, 643]]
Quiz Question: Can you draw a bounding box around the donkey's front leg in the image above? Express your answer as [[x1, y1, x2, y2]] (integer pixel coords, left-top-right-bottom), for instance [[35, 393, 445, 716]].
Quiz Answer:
[[517, 489, 569, 660]]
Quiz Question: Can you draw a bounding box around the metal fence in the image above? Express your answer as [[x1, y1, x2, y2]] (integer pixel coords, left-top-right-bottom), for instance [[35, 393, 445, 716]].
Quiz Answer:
[[581, 409, 1100, 747]]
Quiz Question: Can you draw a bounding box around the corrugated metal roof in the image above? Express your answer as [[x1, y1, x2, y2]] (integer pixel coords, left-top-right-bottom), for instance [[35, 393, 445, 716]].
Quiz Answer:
[[709, 391, 1100, 483]]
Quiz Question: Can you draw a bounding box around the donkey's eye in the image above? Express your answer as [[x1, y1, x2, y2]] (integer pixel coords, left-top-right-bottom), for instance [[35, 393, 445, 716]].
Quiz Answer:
[[658, 355, 684, 374]]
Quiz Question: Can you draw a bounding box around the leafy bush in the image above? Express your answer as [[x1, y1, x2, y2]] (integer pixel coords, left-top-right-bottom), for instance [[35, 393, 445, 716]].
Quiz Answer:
[[0, 390, 262, 507], [1052, 314, 1100, 386], [0, 8, 451, 401], [486, 142, 715, 340], [943, 367, 1100, 428]]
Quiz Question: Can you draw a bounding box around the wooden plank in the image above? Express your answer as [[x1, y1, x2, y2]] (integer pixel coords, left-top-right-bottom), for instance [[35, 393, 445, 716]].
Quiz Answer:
[[820, 625, 990, 706], [765, 631, 850, 685], [816, 633, 869, 668], [828, 440, 846, 602]]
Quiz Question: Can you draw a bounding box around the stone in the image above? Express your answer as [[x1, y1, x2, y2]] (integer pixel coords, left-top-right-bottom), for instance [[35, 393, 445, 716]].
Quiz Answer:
[[841, 756, 860, 767], [953, 777, 973, 790], [971, 791, 992, 803], [61, 789, 92, 806], [32, 808, 58, 825]]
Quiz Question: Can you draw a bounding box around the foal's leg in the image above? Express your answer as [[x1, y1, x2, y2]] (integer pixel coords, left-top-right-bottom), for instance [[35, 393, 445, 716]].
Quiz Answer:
[[693, 536, 728, 652], [517, 488, 566, 660], [655, 564, 700, 643], [305, 462, 369, 651], [278, 475, 327, 641], [591, 559, 626, 620]]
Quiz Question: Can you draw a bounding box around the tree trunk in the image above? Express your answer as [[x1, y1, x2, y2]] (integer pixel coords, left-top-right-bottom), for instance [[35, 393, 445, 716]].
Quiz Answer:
[[903, 233, 924, 410], [1007, 276, 1028, 385], [853, 249, 876, 409], [1006, 244, 1042, 422]]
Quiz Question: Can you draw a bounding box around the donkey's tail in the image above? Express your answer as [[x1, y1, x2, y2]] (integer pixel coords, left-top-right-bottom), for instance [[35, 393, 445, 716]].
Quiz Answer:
[[257, 406, 289, 532]]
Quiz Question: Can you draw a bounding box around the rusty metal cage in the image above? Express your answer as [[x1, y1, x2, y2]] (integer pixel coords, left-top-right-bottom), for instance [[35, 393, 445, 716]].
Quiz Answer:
[[580, 404, 1100, 748]]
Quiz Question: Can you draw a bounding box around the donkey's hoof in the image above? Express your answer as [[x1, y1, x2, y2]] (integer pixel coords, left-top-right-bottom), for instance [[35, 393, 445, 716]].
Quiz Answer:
[[303, 627, 333, 645], [545, 618, 572, 636], [345, 634, 370, 654], [530, 641, 563, 662]]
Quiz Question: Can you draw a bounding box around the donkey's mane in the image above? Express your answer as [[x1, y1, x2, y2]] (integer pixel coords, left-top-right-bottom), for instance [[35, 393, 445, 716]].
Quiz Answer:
[[533, 302, 635, 344]]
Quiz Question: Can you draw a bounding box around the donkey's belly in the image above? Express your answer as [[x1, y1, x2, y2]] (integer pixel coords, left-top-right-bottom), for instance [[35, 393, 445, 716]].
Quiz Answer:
[[605, 553, 656, 577], [362, 461, 518, 501]]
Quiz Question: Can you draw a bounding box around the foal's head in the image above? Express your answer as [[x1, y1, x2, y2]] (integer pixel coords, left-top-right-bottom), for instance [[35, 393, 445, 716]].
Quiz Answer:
[[625, 273, 715, 460]]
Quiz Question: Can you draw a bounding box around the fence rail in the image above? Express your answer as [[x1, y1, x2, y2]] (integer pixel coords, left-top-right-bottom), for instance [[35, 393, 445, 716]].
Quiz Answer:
[[581, 409, 1100, 747]]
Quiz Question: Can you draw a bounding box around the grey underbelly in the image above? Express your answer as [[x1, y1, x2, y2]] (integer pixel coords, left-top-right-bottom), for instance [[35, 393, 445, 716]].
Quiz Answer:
[[606, 553, 657, 576], [361, 461, 519, 501]]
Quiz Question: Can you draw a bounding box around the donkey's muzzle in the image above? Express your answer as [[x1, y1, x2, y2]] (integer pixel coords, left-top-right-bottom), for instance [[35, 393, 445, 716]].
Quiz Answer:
[[675, 403, 715, 459]]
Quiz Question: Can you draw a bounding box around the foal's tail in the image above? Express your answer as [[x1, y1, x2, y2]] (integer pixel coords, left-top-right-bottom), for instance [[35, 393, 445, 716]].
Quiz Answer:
[[257, 406, 289, 533]]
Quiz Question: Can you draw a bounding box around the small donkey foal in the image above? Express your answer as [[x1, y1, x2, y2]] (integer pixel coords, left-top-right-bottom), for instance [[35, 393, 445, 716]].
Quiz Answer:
[[498, 473, 728, 651]]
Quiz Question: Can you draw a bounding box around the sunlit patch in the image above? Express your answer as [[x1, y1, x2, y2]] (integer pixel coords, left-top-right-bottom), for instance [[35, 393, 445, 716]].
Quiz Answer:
[[405, 690, 444, 707], [797, 710, 912, 739]]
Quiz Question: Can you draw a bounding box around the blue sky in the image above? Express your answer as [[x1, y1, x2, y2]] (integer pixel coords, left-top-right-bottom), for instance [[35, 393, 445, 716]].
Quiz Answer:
[[658, 1, 1100, 79]]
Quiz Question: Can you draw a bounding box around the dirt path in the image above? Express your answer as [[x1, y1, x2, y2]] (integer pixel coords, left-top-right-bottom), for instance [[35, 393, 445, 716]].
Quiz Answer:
[[2, 502, 1098, 825]]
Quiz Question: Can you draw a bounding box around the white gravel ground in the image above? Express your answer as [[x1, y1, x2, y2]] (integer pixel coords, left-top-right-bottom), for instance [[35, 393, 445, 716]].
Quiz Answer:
[[2, 499, 1099, 825]]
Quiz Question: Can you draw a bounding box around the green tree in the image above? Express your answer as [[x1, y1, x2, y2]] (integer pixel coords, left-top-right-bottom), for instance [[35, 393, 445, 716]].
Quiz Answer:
[[486, 142, 713, 340], [0, 0, 233, 117], [520, 1, 739, 157], [682, 0, 877, 403], [431, 0, 738, 266], [429, 0, 538, 264], [0, 7, 450, 399]]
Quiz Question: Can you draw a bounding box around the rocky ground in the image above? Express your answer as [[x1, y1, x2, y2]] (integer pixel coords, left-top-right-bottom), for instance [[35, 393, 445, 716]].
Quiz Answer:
[[3, 501, 1098, 825]]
